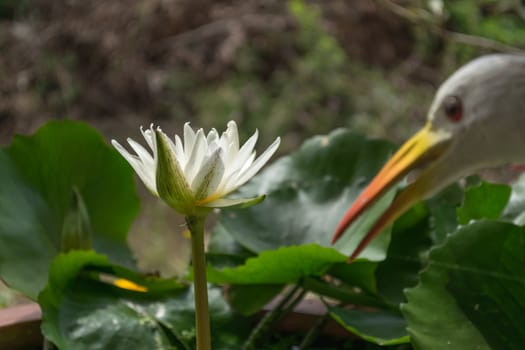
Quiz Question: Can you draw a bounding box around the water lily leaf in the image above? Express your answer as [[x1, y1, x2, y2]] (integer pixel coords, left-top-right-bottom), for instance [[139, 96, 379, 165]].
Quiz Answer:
[[40, 251, 247, 350], [0, 121, 139, 299], [207, 223, 255, 268], [327, 260, 378, 294], [228, 284, 284, 316], [375, 203, 432, 305], [426, 183, 463, 244], [457, 181, 511, 225], [403, 221, 525, 350], [218, 129, 396, 261], [206, 244, 347, 284], [328, 306, 409, 345]]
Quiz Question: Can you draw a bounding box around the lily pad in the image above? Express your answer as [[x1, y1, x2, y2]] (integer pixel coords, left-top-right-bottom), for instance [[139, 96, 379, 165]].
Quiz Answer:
[[0, 121, 139, 298], [426, 183, 463, 244], [40, 251, 247, 350], [328, 306, 409, 345], [228, 284, 284, 315], [403, 221, 525, 350], [457, 181, 511, 225], [218, 129, 397, 261], [375, 203, 433, 305], [206, 244, 347, 284]]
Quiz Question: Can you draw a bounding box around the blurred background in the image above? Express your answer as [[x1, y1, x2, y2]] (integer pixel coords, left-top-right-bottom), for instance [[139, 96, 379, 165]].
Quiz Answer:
[[0, 0, 524, 304]]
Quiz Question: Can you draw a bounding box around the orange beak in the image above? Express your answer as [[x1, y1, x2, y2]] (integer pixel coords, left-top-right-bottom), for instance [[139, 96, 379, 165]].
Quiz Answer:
[[332, 124, 451, 260]]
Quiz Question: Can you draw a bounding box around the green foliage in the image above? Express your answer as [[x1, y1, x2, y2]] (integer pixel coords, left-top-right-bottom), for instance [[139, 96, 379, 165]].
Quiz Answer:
[[193, 0, 354, 149], [457, 181, 511, 224], [402, 175, 525, 350], [374, 204, 432, 305], [2, 119, 525, 348], [329, 306, 409, 346], [403, 221, 525, 350], [40, 251, 246, 350], [2, 0, 525, 348], [212, 126, 525, 348], [0, 0, 30, 19], [227, 284, 283, 316], [209, 128, 422, 344], [0, 121, 139, 299], [440, 1, 525, 66], [216, 129, 397, 260], [207, 244, 347, 284], [446, 1, 525, 47]]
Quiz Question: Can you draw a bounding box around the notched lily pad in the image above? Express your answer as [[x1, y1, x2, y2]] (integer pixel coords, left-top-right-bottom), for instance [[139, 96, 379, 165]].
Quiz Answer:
[[403, 221, 525, 350], [206, 244, 347, 284], [217, 129, 397, 261]]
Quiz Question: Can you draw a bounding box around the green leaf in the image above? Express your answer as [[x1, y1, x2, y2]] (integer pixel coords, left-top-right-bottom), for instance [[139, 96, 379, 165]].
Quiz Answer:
[[426, 183, 463, 244], [207, 223, 254, 268], [375, 203, 433, 305], [403, 221, 525, 350], [0, 121, 139, 299], [228, 284, 283, 316], [40, 251, 247, 350], [206, 244, 347, 284], [457, 181, 511, 225], [218, 129, 396, 261], [328, 260, 378, 294], [328, 306, 409, 345]]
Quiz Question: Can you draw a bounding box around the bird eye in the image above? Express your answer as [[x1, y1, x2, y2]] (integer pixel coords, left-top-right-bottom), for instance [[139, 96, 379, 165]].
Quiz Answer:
[[443, 95, 463, 122]]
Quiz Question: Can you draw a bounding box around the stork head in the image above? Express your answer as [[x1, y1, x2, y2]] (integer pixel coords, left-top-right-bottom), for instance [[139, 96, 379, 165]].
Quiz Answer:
[[332, 54, 525, 260]]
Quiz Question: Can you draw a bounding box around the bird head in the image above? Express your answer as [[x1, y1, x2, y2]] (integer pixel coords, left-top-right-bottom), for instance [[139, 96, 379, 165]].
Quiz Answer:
[[332, 54, 525, 260]]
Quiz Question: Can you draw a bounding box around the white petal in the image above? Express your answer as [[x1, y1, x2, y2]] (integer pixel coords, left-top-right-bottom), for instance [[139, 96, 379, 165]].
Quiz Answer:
[[140, 125, 155, 151], [207, 128, 218, 144], [207, 129, 220, 154], [230, 129, 258, 174], [191, 148, 225, 200], [183, 122, 195, 156], [184, 128, 207, 183], [214, 167, 241, 195], [127, 138, 155, 170], [220, 139, 235, 170], [219, 152, 255, 194], [238, 151, 256, 175], [112, 139, 157, 195], [234, 137, 281, 188], [224, 120, 239, 151], [226, 120, 239, 149], [173, 134, 185, 165]]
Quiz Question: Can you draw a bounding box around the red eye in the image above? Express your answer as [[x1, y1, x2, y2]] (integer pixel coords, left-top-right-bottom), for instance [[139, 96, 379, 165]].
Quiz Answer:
[[443, 95, 463, 122]]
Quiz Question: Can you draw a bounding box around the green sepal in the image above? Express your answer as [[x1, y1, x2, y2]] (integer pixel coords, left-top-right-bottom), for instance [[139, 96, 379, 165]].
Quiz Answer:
[[155, 130, 195, 215], [201, 195, 265, 210]]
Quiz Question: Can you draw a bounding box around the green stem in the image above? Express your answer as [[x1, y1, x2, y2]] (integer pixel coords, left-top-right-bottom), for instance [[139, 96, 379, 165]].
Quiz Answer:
[[186, 215, 211, 350], [298, 311, 330, 350], [241, 285, 304, 350], [303, 277, 398, 312]]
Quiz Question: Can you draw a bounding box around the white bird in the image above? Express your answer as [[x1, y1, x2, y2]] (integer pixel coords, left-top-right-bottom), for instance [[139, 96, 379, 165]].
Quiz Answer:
[[331, 54, 525, 260]]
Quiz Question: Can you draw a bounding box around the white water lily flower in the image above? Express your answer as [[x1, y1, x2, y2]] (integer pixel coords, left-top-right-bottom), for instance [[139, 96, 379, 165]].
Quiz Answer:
[[112, 121, 280, 215]]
